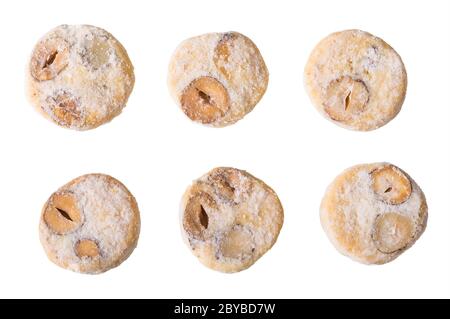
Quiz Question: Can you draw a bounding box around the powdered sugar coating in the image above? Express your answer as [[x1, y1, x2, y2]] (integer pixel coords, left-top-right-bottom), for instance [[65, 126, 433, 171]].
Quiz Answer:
[[180, 167, 283, 273], [320, 163, 427, 264], [304, 30, 407, 131], [27, 25, 135, 130], [40, 174, 140, 274], [168, 32, 269, 127]]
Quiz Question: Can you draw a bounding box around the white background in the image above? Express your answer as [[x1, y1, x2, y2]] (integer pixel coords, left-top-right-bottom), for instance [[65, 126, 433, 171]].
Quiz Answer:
[[0, 0, 448, 299]]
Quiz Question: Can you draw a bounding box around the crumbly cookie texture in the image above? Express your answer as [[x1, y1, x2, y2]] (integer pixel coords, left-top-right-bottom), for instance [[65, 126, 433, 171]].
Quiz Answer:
[[181, 167, 283, 273], [40, 174, 140, 274], [320, 163, 427, 264], [27, 25, 135, 130], [304, 29, 407, 131], [168, 32, 269, 127]]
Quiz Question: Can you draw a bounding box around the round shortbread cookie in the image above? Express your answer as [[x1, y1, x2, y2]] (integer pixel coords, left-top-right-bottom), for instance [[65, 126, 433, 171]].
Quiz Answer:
[[27, 25, 135, 130], [39, 174, 140, 274], [320, 163, 427, 264], [304, 29, 407, 131], [168, 32, 269, 127], [180, 167, 283, 273]]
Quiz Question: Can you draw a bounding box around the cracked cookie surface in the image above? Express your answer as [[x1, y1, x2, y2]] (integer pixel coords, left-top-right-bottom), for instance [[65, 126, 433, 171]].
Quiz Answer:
[[180, 167, 283, 273], [40, 174, 140, 274], [27, 25, 135, 130], [168, 32, 268, 127], [320, 163, 427, 264], [304, 30, 407, 131]]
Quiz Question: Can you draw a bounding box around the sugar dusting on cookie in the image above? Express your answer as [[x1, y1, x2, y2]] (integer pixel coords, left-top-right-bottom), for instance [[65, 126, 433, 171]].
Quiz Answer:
[[27, 25, 135, 130], [40, 174, 140, 274], [71, 175, 134, 252], [168, 32, 268, 127], [305, 29, 407, 131], [320, 163, 427, 264], [181, 167, 283, 273]]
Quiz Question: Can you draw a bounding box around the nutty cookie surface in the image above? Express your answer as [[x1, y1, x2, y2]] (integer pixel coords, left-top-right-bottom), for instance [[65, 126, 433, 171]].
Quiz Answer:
[[304, 30, 407, 131], [320, 163, 427, 264], [27, 25, 135, 130], [168, 32, 269, 127], [181, 167, 283, 273], [40, 174, 140, 274]]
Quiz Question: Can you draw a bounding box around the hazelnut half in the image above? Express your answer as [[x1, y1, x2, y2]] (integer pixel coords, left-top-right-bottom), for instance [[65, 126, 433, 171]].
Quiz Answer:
[[208, 168, 250, 204], [81, 37, 111, 70], [372, 213, 414, 254], [183, 192, 216, 240], [213, 32, 237, 80], [43, 192, 82, 235], [180, 76, 230, 124], [219, 225, 255, 260], [371, 165, 412, 205], [75, 239, 100, 258], [30, 37, 70, 81], [323, 76, 369, 123], [45, 91, 82, 127]]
